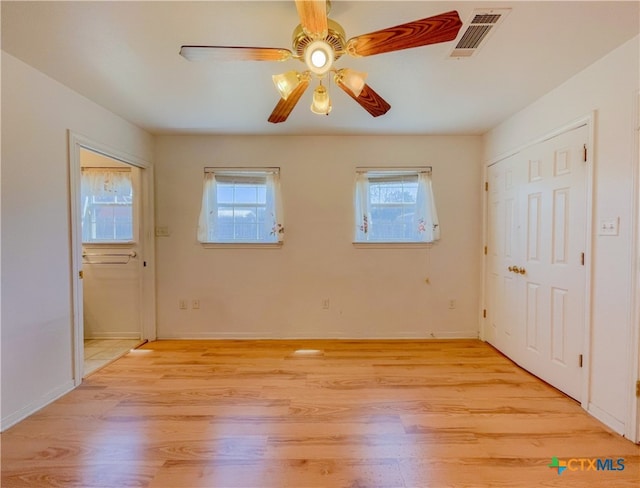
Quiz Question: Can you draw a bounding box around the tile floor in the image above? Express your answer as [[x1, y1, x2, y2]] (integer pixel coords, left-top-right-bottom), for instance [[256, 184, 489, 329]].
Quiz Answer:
[[83, 338, 144, 377]]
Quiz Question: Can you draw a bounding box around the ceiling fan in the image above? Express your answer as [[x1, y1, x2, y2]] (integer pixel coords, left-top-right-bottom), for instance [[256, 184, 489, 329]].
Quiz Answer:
[[180, 0, 462, 123]]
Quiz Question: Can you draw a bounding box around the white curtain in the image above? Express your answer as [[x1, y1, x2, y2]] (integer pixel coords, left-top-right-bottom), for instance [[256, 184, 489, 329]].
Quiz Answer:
[[416, 172, 440, 242], [81, 168, 131, 198], [354, 170, 439, 243], [266, 172, 285, 242], [197, 170, 284, 243], [197, 172, 216, 242], [354, 173, 371, 241]]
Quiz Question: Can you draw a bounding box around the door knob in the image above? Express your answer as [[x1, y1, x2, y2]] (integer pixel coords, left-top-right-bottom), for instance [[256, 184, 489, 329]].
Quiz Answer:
[[508, 266, 514, 272], [518, 267, 526, 275]]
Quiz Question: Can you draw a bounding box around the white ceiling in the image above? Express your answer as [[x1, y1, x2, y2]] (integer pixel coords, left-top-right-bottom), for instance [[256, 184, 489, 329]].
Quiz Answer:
[[2, 1, 638, 136]]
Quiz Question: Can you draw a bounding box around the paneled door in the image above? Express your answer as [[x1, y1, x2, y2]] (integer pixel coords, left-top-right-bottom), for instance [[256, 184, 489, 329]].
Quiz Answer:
[[485, 125, 589, 401]]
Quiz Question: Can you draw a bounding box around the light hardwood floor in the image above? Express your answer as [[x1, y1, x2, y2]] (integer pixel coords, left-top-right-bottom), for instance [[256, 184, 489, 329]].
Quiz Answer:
[[1, 340, 638, 487]]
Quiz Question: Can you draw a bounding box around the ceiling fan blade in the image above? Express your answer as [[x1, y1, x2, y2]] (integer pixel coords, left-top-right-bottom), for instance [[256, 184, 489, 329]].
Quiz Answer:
[[268, 77, 311, 123], [180, 45, 292, 62], [346, 10, 462, 57], [295, 0, 328, 39], [336, 81, 391, 118]]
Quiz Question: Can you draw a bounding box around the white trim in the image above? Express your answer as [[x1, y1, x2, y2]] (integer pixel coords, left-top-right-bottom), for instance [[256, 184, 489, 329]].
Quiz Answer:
[[481, 113, 595, 412], [486, 115, 591, 168], [629, 88, 640, 443], [352, 242, 434, 249], [156, 332, 479, 340], [479, 166, 489, 342], [68, 131, 156, 387], [0, 381, 74, 431], [84, 332, 142, 340], [201, 242, 283, 249], [587, 402, 626, 437]]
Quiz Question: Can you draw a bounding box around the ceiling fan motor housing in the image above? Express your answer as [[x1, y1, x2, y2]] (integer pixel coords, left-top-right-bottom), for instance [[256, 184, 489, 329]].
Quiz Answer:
[[292, 18, 346, 62]]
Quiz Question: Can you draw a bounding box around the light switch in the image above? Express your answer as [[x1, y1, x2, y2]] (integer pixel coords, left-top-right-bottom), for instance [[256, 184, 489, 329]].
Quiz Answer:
[[598, 217, 619, 236], [155, 226, 170, 237]]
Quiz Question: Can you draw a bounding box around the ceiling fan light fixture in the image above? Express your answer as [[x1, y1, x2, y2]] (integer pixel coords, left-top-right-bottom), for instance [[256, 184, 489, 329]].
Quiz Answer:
[[304, 40, 334, 76], [335, 68, 368, 97], [310, 84, 331, 115], [272, 70, 302, 100]]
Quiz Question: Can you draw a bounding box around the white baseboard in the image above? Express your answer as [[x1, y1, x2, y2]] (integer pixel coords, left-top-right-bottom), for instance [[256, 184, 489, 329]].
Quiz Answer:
[[587, 402, 626, 436], [155, 332, 479, 340], [85, 332, 141, 340], [1, 380, 75, 432]]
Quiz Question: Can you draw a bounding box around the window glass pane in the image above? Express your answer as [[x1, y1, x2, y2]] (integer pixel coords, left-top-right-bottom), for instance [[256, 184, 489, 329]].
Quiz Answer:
[[203, 171, 280, 243], [81, 170, 133, 243], [368, 178, 418, 241], [355, 170, 433, 243]]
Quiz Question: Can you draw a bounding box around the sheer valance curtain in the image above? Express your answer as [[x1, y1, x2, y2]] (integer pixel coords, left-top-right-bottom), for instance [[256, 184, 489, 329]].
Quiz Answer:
[[197, 169, 284, 243], [354, 170, 440, 243], [81, 168, 132, 200]]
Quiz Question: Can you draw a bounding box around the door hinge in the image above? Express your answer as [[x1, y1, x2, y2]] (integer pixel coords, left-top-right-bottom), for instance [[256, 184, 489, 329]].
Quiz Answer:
[[636, 380, 640, 397], [485, 181, 489, 191], [579, 354, 583, 368], [580, 252, 585, 266], [484, 245, 488, 255], [483, 309, 487, 318], [79, 270, 83, 279], [583, 144, 587, 162]]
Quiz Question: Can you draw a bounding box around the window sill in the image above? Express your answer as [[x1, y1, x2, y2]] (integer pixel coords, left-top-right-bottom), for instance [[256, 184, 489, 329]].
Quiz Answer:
[[82, 241, 136, 247], [352, 241, 433, 249], [200, 242, 283, 249]]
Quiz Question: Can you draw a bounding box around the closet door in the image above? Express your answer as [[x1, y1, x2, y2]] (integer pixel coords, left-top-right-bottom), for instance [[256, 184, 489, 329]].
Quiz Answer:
[[485, 154, 527, 359], [486, 125, 588, 401], [517, 126, 588, 400]]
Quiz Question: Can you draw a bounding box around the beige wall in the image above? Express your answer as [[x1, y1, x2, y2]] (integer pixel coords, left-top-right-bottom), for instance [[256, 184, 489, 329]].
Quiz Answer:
[[482, 36, 640, 438], [1, 52, 154, 429], [154, 135, 482, 339]]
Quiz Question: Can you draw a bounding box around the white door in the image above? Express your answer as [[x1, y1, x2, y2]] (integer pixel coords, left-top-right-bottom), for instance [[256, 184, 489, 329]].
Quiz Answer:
[[485, 154, 527, 359], [486, 125, 589, 401]]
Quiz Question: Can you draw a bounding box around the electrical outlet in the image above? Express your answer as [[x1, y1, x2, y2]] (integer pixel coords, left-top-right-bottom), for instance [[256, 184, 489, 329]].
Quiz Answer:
[[192, 299, 200, 309], [448, 299, 456, 310], [179, 299, 188, 310], [322, 298, 330, 309]]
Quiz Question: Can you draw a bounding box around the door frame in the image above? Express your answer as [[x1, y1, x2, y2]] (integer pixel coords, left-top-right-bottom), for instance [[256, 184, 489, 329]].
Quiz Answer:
[[631, 89, 640, 443], [481, 113, 595, 408], [68, 131, 156, 386]]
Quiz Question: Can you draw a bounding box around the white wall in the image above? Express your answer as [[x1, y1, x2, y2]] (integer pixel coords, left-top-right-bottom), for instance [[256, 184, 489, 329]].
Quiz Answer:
[[0, 52, 154, 429], [482, 36, 640, 437], [155, 135, 482, 339]]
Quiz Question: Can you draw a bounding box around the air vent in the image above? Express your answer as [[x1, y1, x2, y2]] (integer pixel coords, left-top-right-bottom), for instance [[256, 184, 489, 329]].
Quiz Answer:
[[450, 8, 510, 58]]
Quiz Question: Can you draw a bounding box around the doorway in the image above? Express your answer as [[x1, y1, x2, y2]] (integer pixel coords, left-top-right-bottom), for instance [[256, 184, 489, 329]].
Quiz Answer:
[[68, 132, 156, 384], [484, 119, 592, 402]]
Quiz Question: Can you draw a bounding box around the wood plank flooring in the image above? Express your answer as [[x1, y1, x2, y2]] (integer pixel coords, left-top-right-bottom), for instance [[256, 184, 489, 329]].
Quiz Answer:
[[1, 339, 638, 487]]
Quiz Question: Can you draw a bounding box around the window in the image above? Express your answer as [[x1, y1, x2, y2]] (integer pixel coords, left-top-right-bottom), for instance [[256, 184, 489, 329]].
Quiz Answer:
[[354, 168, 440, 243], [81, 168, 133, 243], [197, 168, 284, 244]]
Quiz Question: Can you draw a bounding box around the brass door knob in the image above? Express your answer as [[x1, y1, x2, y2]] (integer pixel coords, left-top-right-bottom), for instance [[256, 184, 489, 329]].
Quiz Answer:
[[508, 266, 514, 272], [518, 267, 526, 275]]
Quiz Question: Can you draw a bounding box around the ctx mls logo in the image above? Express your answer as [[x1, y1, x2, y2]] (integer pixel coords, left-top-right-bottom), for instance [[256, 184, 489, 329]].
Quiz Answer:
[[548, 456, 625, 475]]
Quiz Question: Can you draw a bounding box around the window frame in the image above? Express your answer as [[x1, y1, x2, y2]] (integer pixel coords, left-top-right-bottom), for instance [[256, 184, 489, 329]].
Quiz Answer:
[[353, 166, 437, 247], [198, 167, 283, 247], [80, 167, 136, 245]]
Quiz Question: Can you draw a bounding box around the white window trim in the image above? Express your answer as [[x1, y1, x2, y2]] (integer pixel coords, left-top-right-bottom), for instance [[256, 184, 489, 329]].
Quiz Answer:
[[198, 167, 284, 246], [354, 166, 439, 245]]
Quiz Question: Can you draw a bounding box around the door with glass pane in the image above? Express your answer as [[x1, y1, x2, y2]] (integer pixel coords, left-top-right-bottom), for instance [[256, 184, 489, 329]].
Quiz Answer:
[[80, 149, 142, 346]]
